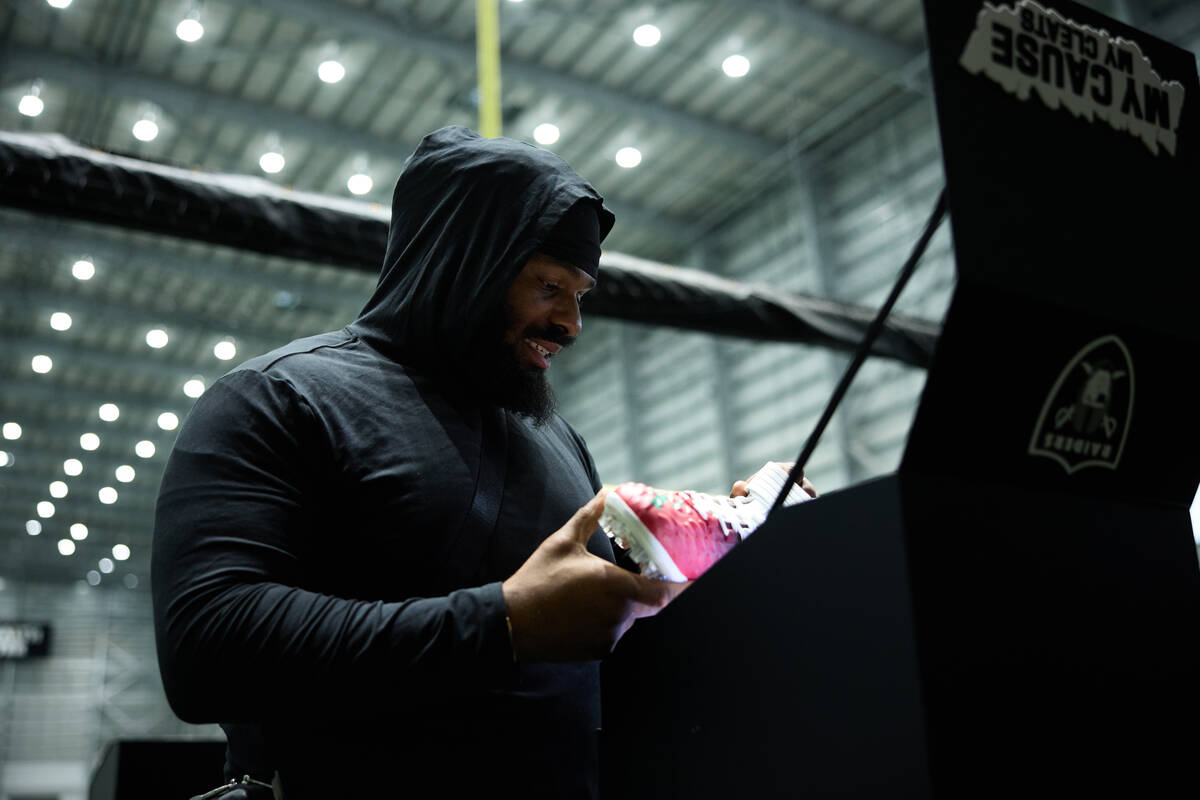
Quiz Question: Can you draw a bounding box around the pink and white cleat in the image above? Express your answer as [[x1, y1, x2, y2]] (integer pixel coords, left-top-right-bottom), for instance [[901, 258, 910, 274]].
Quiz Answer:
[[599, 462, 811, 582]]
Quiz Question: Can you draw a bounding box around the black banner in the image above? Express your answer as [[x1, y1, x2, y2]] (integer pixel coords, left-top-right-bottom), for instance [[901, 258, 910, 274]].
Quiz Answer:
[[0, 131, 939, 368], [0, 621, 52, 658]]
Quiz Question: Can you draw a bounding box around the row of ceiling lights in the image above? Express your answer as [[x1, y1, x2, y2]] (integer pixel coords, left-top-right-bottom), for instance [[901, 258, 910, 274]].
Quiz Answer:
[[26, 0, 756, 184], [4, 249, 217, 576]]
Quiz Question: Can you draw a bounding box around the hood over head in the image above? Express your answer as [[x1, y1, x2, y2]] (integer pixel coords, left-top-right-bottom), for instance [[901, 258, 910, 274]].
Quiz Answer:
[[349, 126, 615, 369]]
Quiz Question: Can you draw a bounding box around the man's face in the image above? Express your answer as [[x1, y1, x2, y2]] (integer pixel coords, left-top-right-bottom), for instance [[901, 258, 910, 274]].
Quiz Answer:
[[468, 253, 595, 424], [503, 252, 595, 371]]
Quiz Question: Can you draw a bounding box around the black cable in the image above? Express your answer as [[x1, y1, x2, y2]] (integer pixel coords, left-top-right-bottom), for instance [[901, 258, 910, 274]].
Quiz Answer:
[[767, 187, 948, 520]]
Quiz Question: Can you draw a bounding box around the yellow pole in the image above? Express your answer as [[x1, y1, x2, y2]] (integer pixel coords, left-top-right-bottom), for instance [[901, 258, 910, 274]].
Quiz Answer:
[[476, 0, 502, 138]]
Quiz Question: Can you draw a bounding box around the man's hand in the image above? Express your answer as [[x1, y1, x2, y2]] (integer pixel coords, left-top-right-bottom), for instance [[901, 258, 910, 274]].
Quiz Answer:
[[730, 461, 818, 499], [502, 489, 689, 661]]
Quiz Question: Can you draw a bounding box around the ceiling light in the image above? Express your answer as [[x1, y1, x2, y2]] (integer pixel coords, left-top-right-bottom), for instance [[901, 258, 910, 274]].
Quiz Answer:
[[72, 259, 95, 280], [347, 173, 373, 195], [259, 151, 285, 174], [722, 54, 750, 78], [98, 486, 118, 504], [58, 539, 76, 556], [37, 501, 55, 518], [46, 0, 73, 8], [183, 378, 206, 398], [633, 24, 661, 47], [176, 17, 204, 43], [80, 433, 100, 451], [318, 59, 346, 83], [31, 355, 53, 374], [615, 146, 642, 168], [64, 458, 83, 476], [115, 465, 135, 483], [145, 328, 168, 348], [157, 412, 179, 431], [135, 440, 156, 458], [3, 422, 22, 440], [112, 544, 131, 561], [70, 523, 88, 540], [98, 403, 120, 422], [18, 91, 44, 118], [0, 451, 11, 467], [123, 574, 139, 589], [26, 520, 42, 536], [99, 558, 115, 574], [132, 117, 159, 142], [533, 123, 560, 145], [86, 570, 101, 585], [213, 340, 237, 360], [49, 481, 68, 499], [50, 312, 72, 331]]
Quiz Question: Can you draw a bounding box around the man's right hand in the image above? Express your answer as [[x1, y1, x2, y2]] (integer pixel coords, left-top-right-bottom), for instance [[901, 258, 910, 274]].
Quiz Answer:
[[501, 489, 689, 662]]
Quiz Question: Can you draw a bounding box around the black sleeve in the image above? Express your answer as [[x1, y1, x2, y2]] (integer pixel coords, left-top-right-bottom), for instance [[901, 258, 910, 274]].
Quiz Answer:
[[151, 369, 515, 724]]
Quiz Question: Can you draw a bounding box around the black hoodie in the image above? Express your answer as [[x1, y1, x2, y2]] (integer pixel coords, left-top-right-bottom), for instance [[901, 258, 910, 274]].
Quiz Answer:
[[152, 127, 618, 797]]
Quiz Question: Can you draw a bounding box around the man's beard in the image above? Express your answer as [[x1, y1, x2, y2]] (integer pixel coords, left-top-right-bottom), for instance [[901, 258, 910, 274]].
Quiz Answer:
[[455, 304, 574, 426]]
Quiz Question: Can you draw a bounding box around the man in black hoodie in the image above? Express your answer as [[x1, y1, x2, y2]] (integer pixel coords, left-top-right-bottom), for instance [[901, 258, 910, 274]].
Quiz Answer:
[[152, 127, 684, 798]]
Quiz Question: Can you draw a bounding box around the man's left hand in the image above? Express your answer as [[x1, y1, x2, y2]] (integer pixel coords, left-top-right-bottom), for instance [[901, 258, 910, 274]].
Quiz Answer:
[[729, 461, 818, 499]]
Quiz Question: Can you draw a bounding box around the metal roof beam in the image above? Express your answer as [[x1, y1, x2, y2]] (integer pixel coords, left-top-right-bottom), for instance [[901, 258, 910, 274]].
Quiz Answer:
[[733, 0, 926, 85]]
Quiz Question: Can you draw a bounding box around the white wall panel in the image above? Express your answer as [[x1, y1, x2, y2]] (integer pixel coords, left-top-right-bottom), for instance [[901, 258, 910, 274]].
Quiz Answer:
[[0, 580, 219, 787]]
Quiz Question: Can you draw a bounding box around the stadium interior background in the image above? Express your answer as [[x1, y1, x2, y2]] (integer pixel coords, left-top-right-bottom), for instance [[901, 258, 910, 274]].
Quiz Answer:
[[1, 0, 1197, 796]]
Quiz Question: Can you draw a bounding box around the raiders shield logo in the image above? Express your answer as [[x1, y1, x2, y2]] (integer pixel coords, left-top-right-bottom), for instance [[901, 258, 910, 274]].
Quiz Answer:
[[1029, 335, 1134, 474]]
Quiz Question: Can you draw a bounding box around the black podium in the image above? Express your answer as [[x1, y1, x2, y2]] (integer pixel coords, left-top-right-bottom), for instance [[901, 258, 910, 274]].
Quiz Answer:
[[601, 2, 1200, 796]]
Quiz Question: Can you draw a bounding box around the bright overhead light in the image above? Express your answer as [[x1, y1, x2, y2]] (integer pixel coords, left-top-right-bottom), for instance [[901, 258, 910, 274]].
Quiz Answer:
[[115, 465, 136, 483], [146, 328, 168, 348], [46, 0, 73, 8], [213, 340, 237, 360], [86, 570, 101, 585], [176, 17, 204, 43], [132, 118, 159, 142], [31, 355, 53, 374], [183, 378, 206, 398], [70, 523, 88, 540], [533, 123, 560, 145], [347, 173, 373, 195], [72, 259, 95, 280], [26, 520, 42, 536], [615, 146, 642, 168], [49, 481, 68, 499], [722, 54, 750, 78], [2, 422, 21, 440], [318, 59, 346, 83], [0, 451, 11, 467], [633, 24, 661, 47], [99, 557, 115, 574], [98, 486, 118, 505], [50, 312, 72, 331], [58, 539, 76, 556], [37, 501, 55, 518], [18, 92, 44, 117], [112, 544, 131, 561], [64, 458, 83, 476], [98, 403, 120, 422], [80, 432, 100, 451], [259, 151, 285, 174], [135, 440, 156, 459], [157, 412, 180, 431]]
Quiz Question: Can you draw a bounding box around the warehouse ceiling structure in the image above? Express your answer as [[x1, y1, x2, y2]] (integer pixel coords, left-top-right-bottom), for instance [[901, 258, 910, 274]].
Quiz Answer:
[[2, 0, 1199, 591]]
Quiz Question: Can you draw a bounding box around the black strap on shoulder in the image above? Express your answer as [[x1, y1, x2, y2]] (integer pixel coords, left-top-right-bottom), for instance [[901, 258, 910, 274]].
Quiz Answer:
[[440, 406, 510, 587]]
